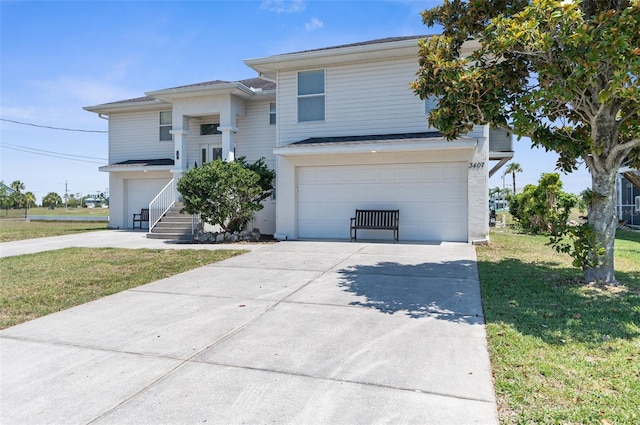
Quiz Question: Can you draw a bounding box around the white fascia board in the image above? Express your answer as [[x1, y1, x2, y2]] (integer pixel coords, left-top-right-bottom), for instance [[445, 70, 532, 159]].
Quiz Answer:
[[145, 82, 255, 102], [274, 139, 477, 157], [98, 165, 174, 173], [84, 99, 170, 114], [245, 38, 480, 78]]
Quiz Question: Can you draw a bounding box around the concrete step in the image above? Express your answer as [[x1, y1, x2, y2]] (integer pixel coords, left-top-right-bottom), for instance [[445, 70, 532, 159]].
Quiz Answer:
[[147, 232, 193, 241]]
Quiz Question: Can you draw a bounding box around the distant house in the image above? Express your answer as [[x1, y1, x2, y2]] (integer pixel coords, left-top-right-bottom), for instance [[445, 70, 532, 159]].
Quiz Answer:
[[85, 36, 514, 243], [617, 165, 640, 227], [1, 182, 15, 194]]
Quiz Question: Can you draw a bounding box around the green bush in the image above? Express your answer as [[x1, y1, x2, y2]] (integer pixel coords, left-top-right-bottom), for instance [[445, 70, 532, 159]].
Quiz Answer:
[[177, 158, 275, 233]]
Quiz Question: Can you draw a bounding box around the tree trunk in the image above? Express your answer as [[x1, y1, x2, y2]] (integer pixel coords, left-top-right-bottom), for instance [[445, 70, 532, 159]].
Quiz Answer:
[[584, 168, 618, 284], [512, 173, 516, 194]]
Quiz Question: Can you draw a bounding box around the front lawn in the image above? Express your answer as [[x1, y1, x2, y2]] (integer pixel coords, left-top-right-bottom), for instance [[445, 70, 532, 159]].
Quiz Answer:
[[0, 248, 245, 329], [0, 220, 108, 242], [477, 229, 639, 424]]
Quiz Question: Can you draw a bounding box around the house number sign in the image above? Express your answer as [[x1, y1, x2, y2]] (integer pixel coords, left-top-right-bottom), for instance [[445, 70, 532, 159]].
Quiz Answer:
[[469, 162, 485, 169]]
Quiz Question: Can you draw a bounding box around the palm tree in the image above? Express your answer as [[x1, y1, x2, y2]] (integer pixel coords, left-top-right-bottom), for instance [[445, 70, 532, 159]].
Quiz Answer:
[[10, 180, 25, 194], [25, 191, 37, 209], [505, 163, 523, 194]]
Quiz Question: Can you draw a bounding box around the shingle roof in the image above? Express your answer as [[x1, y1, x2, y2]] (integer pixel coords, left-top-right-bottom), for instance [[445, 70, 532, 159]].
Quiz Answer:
[[104, 77, 275, 106], [100, 96, 158, 106], [111, 159, 174, 167], [280, 35, 429, 56], [291, 132, 443, 146]]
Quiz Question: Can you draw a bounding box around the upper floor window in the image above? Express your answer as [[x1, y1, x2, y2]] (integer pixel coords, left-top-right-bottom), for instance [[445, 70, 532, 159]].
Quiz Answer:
[[424, 95, 440, 128], [269, 102, 276, 125], [159, 111, 172, 141], [424, 95, 439, 114], [298, 69, 325, 122], [200, 123, 221, 135]]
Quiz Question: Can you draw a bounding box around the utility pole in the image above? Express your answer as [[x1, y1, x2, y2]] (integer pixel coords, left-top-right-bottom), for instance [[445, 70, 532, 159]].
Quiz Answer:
[[64, 180, 68, 209]]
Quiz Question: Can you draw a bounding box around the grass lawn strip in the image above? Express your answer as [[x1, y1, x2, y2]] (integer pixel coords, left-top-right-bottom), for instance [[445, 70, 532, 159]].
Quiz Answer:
[[0, 247, 245, 329], [0, 220, 108, 242], [477, 230, 639, 424]]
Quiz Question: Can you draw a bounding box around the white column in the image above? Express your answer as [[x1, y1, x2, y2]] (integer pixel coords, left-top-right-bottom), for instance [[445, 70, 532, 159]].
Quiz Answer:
[[219, 126, 238, 162], [170, 128, 189, 200]]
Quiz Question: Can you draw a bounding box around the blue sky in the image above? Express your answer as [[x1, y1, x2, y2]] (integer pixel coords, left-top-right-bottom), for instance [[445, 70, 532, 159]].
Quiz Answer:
[[0, 0, 591, 203]]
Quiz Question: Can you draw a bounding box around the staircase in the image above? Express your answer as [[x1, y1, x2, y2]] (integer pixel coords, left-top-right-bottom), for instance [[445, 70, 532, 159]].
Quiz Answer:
[[147, 202, 195, 241]]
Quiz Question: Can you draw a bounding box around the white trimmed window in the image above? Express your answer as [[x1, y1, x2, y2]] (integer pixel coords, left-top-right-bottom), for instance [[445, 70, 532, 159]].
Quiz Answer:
[[159, 111, 172, 141], [424, 95, 440, 128], [424, 95, 439, 115], [269, 102, 276, 125], [298, 69, 325, 122], [200, 123, 221, 135]]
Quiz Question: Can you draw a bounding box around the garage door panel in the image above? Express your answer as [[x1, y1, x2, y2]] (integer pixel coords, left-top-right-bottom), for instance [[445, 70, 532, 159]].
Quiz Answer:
[[297, 163, 468, 242], [126, 178, 171, 229]]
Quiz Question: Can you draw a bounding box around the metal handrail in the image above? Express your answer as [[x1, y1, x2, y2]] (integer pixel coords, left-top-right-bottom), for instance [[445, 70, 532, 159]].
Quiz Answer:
[[149, 179, 176, 232]]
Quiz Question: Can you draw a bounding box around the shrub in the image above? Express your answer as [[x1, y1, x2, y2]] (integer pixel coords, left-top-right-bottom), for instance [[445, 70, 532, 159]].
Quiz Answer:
[[177, 158, 275, 233]]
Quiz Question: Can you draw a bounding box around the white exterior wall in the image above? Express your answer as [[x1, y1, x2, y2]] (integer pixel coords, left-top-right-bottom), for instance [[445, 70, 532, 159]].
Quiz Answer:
[[277, 57, 428, 145], [106, 170, 172, 229], [236, 99, 277, 234], [108, 111, 174, 163]]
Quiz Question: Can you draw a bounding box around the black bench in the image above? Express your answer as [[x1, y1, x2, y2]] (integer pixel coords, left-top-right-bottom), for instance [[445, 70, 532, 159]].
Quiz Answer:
[[133, 208, 149, 229], [350, 209, 399, 243]]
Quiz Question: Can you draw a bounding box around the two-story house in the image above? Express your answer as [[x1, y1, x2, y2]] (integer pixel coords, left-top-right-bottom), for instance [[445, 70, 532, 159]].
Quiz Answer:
[[85, 35, 513, 244]]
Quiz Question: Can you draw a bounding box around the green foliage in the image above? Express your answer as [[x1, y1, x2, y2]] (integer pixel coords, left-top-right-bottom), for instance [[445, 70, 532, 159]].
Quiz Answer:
[[509, 173, 578, 235], [412, 0, 640, 283], [177, 158, 275, 233], [0, 184, 11, 211], [42, 192, 63, 208], [548, 222, 605, 270], [9, 192, 26, 209], [24, 192, 36, 208]]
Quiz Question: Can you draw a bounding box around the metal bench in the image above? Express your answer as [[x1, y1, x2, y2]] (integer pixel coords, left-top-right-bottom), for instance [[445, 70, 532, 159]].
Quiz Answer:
[[350, 209, 399, 243], [133, 208, 149, 229]]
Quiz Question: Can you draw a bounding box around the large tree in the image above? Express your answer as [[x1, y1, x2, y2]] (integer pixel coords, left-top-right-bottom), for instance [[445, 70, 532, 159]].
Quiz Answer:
[[412, 0, 640, 284]]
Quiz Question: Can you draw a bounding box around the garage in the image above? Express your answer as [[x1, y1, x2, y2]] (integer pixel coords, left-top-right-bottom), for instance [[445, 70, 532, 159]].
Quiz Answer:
[[125, 178, 172, 229], [297, 162, 468, 242]]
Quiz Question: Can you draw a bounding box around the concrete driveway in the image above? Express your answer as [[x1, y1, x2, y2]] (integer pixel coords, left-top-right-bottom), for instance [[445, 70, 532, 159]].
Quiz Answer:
[[0, 238, 498, 424]]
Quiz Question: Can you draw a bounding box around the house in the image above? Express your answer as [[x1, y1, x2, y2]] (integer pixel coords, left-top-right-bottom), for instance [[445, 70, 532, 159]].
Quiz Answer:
[[617, 165, 640, 227], [85, 35, 514, 243]]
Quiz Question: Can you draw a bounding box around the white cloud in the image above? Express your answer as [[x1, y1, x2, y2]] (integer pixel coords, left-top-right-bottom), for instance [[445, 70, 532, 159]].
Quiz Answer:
[[305, 17, 324, 32], [260, 0, 305, 14]]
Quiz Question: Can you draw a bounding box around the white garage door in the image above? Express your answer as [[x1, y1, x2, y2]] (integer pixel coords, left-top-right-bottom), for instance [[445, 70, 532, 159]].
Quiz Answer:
[[297, 163, 467, 242], [126, 178, 171, 229]]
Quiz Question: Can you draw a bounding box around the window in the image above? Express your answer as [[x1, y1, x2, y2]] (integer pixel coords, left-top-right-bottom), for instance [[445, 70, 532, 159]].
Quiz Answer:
[[159, 111, 172, 141], [200, 123, 221, 135], [269, 102, 276, 125], [298, 69, 325, 122], [424, 95, 440, 128], [424, 95, 439, 115]]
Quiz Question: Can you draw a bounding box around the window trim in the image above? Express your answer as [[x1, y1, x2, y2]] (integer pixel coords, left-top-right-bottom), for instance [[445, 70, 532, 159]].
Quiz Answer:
[[199, 144, 222, 166], [269, 102, 276, 125], [159, 111, 172, 141], [297, 69, 325, 123]]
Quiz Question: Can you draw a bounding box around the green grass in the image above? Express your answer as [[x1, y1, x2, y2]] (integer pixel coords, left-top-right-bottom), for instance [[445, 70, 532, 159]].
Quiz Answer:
[[0, 220, 108, 242], [0, 206, 109, 218], [477, 229, 640, 424], [0, 247, 245, 329]]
